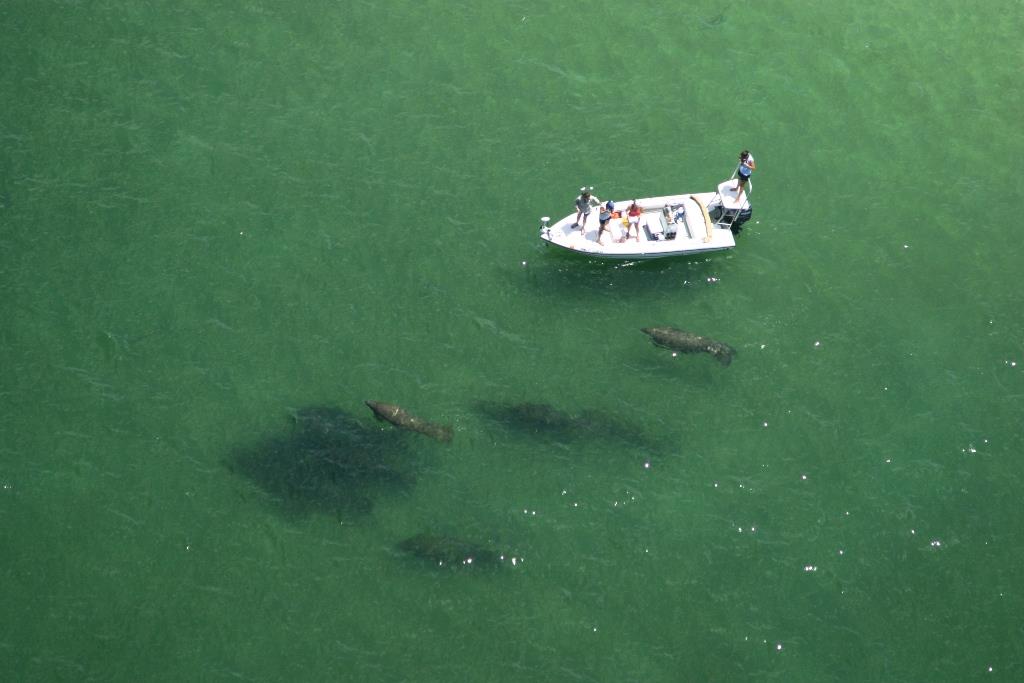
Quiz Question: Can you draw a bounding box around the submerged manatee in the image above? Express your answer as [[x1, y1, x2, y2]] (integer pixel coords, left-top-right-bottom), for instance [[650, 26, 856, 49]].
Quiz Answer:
[[642, 327, 736, 366], [397, 533, 507, 568], [364, 400, 453, 443], [475, 401, 578, 433], [473, 400, 652, 448]]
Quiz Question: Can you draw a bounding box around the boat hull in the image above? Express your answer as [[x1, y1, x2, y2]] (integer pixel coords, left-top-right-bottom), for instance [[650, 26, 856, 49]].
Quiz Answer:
[[539, 191, 737, 260]]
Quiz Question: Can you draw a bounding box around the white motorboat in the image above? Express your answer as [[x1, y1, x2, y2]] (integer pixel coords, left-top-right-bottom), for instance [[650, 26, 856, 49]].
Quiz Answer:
[[539, 179, 753, 260]]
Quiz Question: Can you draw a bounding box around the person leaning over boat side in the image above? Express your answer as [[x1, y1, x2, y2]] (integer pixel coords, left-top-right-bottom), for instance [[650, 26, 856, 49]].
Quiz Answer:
[[597, 200, 615, 245], [574, 186, 600, 233], [735, 150, 756, 200], [620, 199, 642, 242]]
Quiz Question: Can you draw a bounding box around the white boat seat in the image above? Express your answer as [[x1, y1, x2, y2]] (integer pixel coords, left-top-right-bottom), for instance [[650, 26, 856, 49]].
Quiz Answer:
[[656, 205, 688, 240]]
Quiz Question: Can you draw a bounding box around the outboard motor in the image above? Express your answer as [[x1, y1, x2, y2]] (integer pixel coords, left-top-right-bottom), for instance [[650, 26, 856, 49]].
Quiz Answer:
[[539, 216, 551, 239], [709, 204, 753, 236], [730, 207, 753, 235]]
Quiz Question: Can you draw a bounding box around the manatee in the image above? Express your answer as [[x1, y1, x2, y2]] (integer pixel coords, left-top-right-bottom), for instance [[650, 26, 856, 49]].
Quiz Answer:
[[364, 400, 453, 443], [397, 533, 505, 568], [642, 327, 736, 366]]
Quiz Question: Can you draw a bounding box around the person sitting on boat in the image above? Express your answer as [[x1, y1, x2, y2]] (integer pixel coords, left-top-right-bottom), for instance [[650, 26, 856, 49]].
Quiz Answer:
[[735, 150, 756, 199], [573, 186, 600, 233], [621, 200, 642, 242], [597, 200, 615, 245]]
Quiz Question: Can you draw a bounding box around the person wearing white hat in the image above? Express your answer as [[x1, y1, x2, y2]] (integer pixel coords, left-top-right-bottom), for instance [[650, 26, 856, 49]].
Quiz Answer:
[[573, 186, 600, 234]]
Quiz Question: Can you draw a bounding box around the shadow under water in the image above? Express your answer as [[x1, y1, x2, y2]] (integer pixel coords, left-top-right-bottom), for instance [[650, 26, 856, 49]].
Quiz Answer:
[[519, 250, 724, 303], [227, 405, 420, 520]]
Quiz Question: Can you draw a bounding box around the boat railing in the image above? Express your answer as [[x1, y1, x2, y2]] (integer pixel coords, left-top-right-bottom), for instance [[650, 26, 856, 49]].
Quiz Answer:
[[710, 166, 752, 231]]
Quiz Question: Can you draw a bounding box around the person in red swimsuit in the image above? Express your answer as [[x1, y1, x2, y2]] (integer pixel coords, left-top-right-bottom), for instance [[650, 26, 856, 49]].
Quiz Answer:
[[621, 200, 642, 242]]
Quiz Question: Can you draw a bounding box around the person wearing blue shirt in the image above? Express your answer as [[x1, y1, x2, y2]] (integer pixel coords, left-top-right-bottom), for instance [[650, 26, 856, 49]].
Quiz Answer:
[[736, 150, 756, 200], [597, 200, 615, 245]]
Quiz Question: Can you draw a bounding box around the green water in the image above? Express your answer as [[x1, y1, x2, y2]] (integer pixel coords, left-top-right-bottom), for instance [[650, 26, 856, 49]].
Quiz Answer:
[[3, 1, 1022, 680]]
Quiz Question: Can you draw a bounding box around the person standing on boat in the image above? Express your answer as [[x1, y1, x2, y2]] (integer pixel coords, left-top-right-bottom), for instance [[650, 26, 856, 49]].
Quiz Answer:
[[621, 200, 642, 242], [597, 200, 615, 245], [574, 186, 600, 233], [735, 150, 756, 200]]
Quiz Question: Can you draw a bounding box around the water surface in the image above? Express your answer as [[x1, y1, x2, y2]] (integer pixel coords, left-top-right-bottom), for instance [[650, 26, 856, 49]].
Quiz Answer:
[[2, 1, 1022, 680]]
